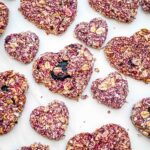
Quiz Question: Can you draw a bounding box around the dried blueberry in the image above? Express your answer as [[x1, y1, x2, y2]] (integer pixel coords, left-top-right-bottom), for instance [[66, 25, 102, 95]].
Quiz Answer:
[[51, 72, 71, 81], [128, 59, 137, 67], [57, 61, 68, 72], [148, 107, 150, 113], [118, 62, 124, 66], [1, 85, 9, 92], [0, 118, 3, 125], [5, 36, 11, 44], [11, 98, 16, 105], [51, 61, 71, 81]]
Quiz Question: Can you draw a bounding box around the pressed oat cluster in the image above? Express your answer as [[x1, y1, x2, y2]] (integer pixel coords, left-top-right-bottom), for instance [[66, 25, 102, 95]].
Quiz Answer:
[[0, 70, 28, 135], [66, 124, 131, 150], [105, 29, 150, 83], [89, 0, 139, 23], [19, 0, 77, 35], [19, 143, 49, 150], [5, 31, 39, 64], [131, 98, 150, 138], [0, 2, 9, 35], [74, 18, 108, 49], [141, 0, 150, 12], [91, 72, 129, 109], [30, 101, 69, 140], [32, 44, 94, 100]]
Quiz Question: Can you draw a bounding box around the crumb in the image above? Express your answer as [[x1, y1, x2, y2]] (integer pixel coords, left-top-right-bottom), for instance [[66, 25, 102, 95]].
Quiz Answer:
[[80, 95, 88, 100], [94, 68, 100, 73], [107, 110, 111, 114]]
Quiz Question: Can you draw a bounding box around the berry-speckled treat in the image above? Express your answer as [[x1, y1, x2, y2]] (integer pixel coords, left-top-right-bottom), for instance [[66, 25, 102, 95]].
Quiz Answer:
[[66, 124, 131, 150], [0, 2, 9, 35], [19, 143, 49, 150], [74, 18, 108, 49], [89, 0, 139, 23], [94, 124, 131, 150], [91, 72, 129, 109], [32, 44, 94, 100], [19, 0, 77, 35], [104, 29, 150, 83], [141, 0, 150, 12], [0, 70, 28, 135], [5, 31, 39, 64], [30, 101, 69, 140], [131, 98, 150, 138], [66, 133, 95, 149]]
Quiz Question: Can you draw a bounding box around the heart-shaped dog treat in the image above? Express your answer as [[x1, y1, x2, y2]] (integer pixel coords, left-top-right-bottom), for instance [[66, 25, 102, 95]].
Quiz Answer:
[[131, 98, 150, 138], [0, 2, 9, 35], [141, 0, 150, 12], [20, 143, 49, 150], [89, 0, 139, 23], [30, 101, 69, 140], [5, 31, 39, 64], [66, 124, 131, 150], [19, 0, 77, 35], [94, 124, 131, 150], [91, 72, 129, 109], [33, 44, 94, 100], [105, 29, 150, 83], [66, 133, 95, 149], [0, 70, 28, 135], [74, 18, 108, 49]]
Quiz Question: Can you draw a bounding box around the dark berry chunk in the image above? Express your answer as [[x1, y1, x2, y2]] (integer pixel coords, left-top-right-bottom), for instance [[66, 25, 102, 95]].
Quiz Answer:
[[128, 59, 137, 67], [148, 107, 150, 113], [1, 85, 9, 92], [51, 61, 71, 81], [51, 72, 71, 81], [57, 61, 68, 72]]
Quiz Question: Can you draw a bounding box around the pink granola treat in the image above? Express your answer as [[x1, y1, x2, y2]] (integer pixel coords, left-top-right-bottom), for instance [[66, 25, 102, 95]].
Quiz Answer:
[[32, 44, 94, 100], [30, 101, 69, 140], [0, 2, 9, 35], [89, 0, 139, 23], [104, 29, 150, 83], [19, 0, 77, 35], [0, 70, 28, 135], [20, 143, 49, 150], [66, 133, 95, 150], [74, 18, 108, 49], [91, 72, 129, 109], [131, 98, 150, 138], [94, 124, 132, 150], [5, 31, 39, 64], [141, 0, 150, 12], [66, 124, 131, 150]]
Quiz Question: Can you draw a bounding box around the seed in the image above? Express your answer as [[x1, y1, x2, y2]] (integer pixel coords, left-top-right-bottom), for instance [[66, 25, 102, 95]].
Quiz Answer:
[[45, 61, 51, 69], [146, 121, 150, 127], [141, 111, 149, 118], [81, 64, 89, 71], [96, 27, 105, 35], [90, 25, 96, 33]]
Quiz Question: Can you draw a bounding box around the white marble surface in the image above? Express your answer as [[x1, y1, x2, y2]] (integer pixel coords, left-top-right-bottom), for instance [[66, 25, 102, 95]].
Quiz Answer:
[[0, 0, 150, 149]]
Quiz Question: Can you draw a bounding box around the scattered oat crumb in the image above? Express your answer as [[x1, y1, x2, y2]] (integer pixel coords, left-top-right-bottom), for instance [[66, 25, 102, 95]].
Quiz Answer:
[[80, 95, 88, 100], [94, 68, 100, 72], [137, 133, 142, 137], [107, 110, 111, 114], [93, 58, 96, 61]]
